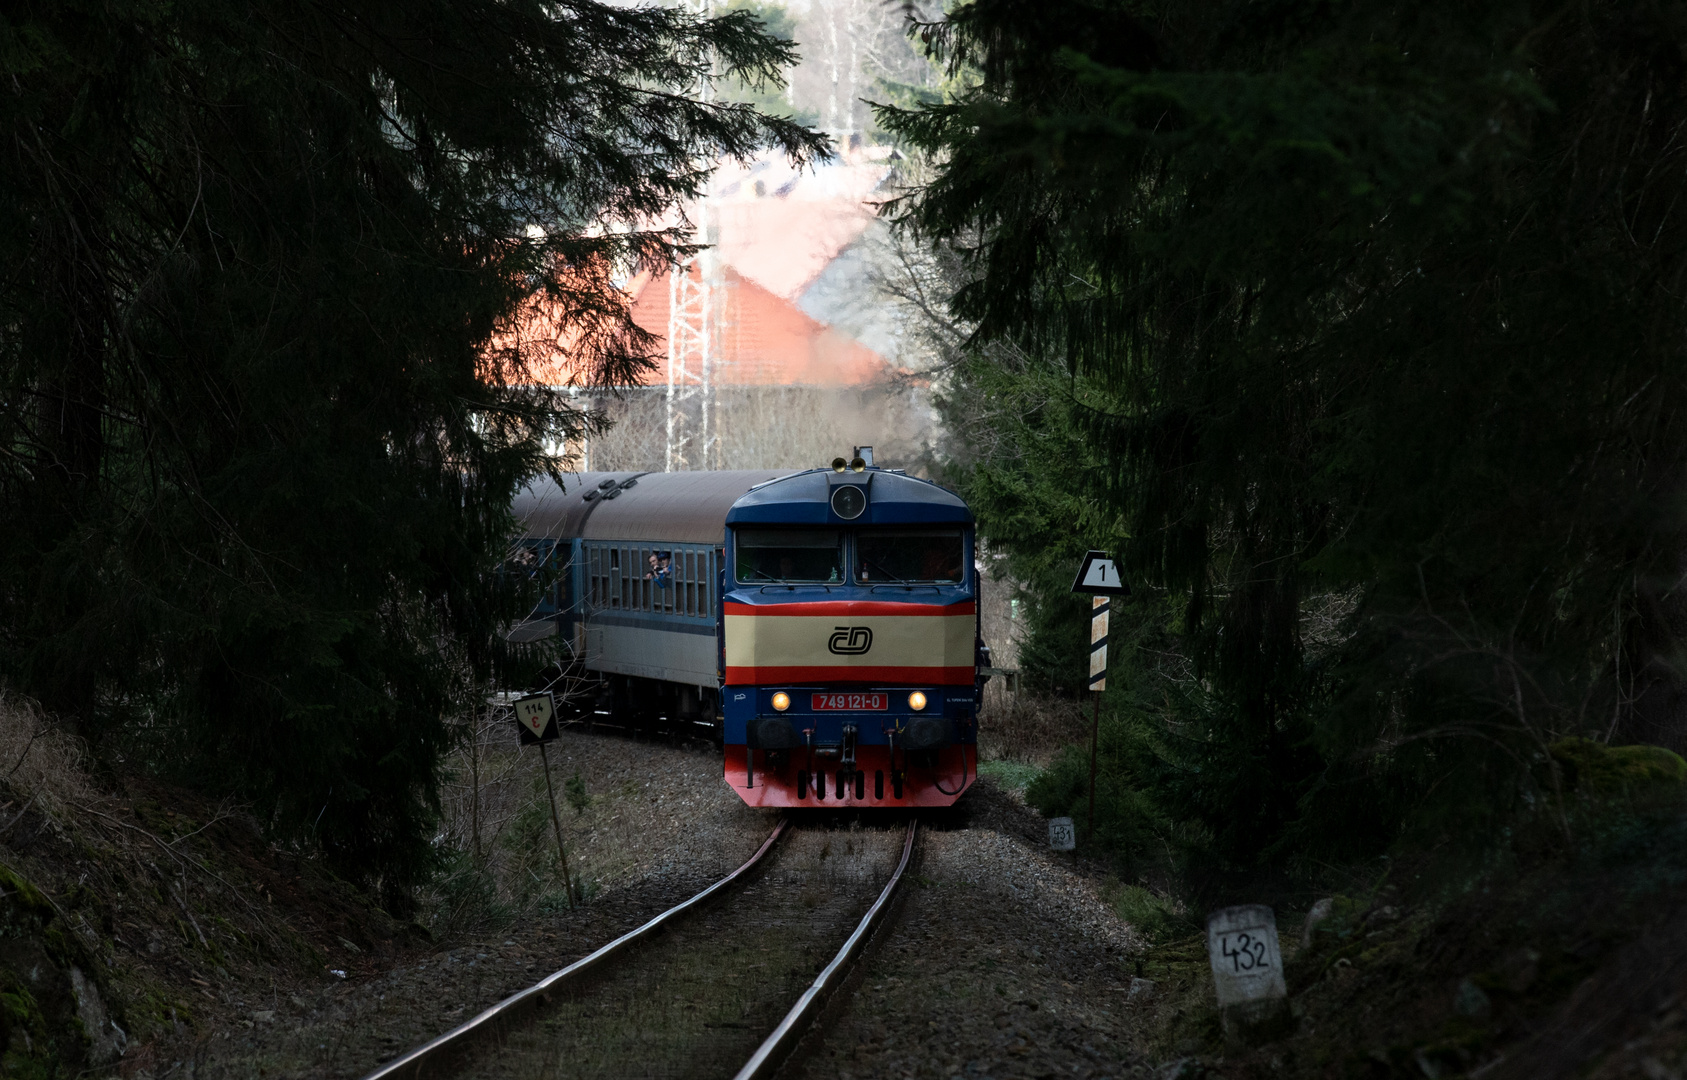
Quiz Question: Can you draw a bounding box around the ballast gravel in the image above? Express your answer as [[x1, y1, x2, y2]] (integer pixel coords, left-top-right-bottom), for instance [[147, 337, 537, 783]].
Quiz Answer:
[[786, 793, 1154, 1080], [169, 730, 1151, 1080], [183, 729, 776, 1079]]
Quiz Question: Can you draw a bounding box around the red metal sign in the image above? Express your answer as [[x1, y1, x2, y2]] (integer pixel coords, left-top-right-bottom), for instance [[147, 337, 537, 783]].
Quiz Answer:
[[811, 692, 888, 711]]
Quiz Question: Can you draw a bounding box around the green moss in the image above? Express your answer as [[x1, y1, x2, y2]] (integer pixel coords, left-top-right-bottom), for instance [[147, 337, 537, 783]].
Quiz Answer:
[[0, 1049, 53, 1080], [0, 971, 51, 1079], [0, 862, 54, 920], [1107, 882, 1195, 944], [977, 759, 1042, 795], [1550, 738, 1687, 794], [129, 987, 193, 1037]]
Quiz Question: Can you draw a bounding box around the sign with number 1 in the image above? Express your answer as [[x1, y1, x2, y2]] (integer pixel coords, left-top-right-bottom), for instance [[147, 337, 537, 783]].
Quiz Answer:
[[1071, 550, 1130, 597]]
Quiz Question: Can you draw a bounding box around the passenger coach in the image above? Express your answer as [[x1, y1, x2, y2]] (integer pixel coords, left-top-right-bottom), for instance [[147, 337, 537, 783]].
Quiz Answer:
[[510, 450, 982, 807]]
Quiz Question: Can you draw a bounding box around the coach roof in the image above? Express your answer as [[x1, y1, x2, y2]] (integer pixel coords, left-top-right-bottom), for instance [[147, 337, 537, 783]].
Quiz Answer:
[[515, 470, 791, 545]]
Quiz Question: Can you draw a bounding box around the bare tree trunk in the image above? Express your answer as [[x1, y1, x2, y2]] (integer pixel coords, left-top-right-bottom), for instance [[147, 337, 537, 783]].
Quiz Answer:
[[471, 707, 483, 864]]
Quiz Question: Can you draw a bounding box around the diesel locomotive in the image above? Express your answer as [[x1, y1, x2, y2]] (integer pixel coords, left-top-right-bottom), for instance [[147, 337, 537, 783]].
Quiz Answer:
[[509, 450, 981, 807]]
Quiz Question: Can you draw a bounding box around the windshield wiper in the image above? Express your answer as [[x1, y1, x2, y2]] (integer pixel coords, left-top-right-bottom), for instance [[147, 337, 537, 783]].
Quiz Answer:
[[862, 558, 912, 585]]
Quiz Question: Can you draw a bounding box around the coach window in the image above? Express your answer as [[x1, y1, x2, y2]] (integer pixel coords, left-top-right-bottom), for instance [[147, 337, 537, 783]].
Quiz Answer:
[[855, 529, 966, 584], [644, 549, 673, 612], [735, 528, 842, 584]]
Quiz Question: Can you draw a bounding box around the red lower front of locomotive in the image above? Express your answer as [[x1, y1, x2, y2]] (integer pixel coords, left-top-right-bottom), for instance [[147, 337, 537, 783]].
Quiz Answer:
[[724, 742, 974, 808]]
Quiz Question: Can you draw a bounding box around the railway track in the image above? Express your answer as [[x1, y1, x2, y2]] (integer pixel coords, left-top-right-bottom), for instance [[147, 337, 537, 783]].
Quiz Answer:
[[363, 816, 917, 1080]]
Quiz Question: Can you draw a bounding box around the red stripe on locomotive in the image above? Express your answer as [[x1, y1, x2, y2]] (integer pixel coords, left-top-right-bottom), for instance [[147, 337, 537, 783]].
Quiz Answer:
[[724, 664, 974, 685]]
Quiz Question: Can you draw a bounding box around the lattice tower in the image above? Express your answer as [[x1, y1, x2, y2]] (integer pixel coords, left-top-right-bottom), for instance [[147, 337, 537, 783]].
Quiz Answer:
[[666, 0, 725, 472]]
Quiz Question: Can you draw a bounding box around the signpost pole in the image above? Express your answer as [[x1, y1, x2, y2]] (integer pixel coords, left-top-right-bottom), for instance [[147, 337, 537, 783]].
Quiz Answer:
[[537, 741, 576, 909], [1071, 552, 1125, 842], [513, 690, 573, 908], [1088, 686, 1101, 833], [1088, 594, 1108, 833]]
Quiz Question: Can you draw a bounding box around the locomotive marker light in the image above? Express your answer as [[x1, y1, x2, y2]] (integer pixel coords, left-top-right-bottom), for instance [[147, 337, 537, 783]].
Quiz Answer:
[[1071, 551, 1131, 836], [908, 691, 927, 711], [771, 692, 791, 712], [512, 692, 576, 909], [1206, 905, 1291, 1044]]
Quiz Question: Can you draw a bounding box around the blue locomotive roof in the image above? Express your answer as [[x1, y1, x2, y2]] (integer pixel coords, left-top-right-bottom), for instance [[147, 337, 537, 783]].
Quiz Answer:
[[725, 469, 973, 526]]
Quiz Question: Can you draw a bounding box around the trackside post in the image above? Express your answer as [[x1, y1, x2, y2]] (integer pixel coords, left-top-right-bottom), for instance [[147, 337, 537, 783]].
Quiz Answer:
[[1071, 552, 1129, 837], [515, 692, 576, 908]]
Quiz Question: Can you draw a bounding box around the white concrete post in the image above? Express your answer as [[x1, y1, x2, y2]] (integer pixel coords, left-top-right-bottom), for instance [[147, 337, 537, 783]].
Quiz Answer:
[[1206, 904, 1291, 1043]]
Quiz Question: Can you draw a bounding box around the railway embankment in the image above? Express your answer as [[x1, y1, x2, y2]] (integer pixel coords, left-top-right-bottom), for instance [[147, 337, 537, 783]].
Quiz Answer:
[[0, 693, 430, 1079], [0, 686, 1148, 1079], [185, 730, 1143, 1080], [983, 738, 1687, 1080], [0, 699, 779, 1078], [20, 691, 1687, 1079]]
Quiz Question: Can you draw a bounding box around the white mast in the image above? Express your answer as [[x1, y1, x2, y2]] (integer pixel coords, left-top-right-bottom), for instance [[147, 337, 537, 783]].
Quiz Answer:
[[666, 0, 723, 473]]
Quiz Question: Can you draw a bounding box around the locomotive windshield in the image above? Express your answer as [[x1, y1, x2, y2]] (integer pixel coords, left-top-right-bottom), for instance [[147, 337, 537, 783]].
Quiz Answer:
[[856, 529, 965, 584], [735, 528, 843, 583]]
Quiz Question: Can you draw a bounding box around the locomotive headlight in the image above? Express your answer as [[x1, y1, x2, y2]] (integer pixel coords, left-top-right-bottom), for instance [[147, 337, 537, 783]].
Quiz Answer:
[[908, 691, 928, 711], [771, 692, 791, 712], [830, 485, 866, 519]]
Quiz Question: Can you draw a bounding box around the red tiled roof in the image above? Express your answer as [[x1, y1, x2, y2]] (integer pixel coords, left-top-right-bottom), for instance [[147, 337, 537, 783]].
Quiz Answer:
[[496, 147, 899, 389], [626, 264, 891, 387]]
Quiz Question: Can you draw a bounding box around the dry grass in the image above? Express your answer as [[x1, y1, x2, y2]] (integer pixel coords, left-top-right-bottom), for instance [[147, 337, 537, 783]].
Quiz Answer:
[[425, 720, 771, 937], [0, 688, 96, 819], [973, 556, 1088, 769], [979, 691, 1090, 767], [427, 707, 578, 933]]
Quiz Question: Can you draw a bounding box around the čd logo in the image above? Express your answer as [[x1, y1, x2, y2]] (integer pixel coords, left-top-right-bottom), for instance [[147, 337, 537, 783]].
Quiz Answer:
[[828, 626, 874, 655]]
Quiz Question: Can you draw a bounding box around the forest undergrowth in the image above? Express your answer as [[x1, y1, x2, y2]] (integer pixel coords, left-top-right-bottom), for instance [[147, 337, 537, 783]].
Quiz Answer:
[[983, 680, 1687, 1077], [0, 693, 428, 1079]]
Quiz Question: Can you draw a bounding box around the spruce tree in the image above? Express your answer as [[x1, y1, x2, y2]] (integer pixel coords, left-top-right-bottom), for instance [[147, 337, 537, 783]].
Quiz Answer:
[[891, 0, 1687, 862], [0, 0, 820, 897]]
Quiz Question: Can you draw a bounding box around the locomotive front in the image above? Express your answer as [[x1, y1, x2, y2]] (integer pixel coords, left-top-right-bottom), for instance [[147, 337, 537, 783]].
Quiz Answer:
[[720, 459, 980, 807]]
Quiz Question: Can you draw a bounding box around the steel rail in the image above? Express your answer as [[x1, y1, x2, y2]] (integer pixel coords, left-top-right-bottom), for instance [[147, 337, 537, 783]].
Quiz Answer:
[[361, 818, 790, 1080], [732, 817, 918, 1080]]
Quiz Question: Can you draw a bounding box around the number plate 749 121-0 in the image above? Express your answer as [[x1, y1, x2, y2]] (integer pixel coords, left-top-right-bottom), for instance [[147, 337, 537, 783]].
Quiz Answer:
[[811, 693, 887, 711]]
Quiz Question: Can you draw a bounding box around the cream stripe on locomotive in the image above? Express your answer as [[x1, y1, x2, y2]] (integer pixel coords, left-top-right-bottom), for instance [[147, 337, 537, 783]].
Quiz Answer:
[[723, 607, 974, 684]]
